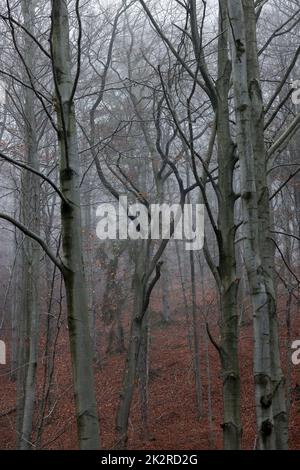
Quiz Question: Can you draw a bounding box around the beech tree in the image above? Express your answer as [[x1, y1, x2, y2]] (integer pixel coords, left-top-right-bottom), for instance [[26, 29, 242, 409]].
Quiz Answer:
[[0, 0, 299, 451], [0, 0, 100, 449]]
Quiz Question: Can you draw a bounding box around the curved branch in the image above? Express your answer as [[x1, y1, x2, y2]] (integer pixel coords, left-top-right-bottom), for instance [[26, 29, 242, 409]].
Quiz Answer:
[[142, 260, 163, 315], [69, 0, 82, 103], [269, 163, 300, 200], [0, 151, 70, 206], [0, 14, 51, 58], [271, 230, 300, 242], [269, 237, 300, 286], [267, 114, 300, 160], [138, 0, 216, 107], [0, 212, 63, 271]]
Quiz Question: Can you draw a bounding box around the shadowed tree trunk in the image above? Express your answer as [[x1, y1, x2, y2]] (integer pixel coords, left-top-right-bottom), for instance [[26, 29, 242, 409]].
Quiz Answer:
[[115, 240, 150, 448], [17, 0, 40, 449]]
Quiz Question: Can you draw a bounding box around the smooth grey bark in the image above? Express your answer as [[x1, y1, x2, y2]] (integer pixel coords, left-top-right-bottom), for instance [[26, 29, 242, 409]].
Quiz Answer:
[[244, 0, 288, 449], [208, 2, 242, 449], [51, 0, 99, 449], [227, 0, 285, 449]]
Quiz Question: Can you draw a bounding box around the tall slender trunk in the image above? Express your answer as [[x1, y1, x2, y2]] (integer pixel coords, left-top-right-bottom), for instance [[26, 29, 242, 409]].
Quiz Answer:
[[17, 0, 40, 449], [227, 0, 279, 449], [190, 249, 203, 420], [10, 218, 21, 382], [51, 0, 99, 449], [185, 164, 203, 421], [115, 240, 149, 449], [213, 3, 242, 449], [137, 311, 150, 439], [175, 240, 193, 352], [243, 0, 288, 448], [161, 263, 170, 323]]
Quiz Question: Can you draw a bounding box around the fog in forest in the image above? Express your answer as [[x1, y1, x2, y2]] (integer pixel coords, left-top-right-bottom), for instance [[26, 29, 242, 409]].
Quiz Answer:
[[0, 0, 300, 453]]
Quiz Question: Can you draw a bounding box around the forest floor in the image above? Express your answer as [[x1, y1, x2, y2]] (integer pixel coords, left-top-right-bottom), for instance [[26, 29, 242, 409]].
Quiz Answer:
[[1, 292, 300, 450]]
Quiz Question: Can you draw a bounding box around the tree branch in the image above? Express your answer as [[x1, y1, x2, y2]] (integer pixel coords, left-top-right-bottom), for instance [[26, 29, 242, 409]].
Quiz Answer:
[[0, 151, 70, 205], [0, 213, 63, 271]]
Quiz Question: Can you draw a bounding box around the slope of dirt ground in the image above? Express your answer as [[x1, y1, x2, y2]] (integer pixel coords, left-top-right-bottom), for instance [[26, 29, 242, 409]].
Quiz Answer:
[[1, 294, 300, 450]]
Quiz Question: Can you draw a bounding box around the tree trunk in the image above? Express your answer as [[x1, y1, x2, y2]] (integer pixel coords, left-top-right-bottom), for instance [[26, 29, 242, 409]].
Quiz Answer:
[[51, 0, 99, 449], [227, 0, 278, 449], [137, 312, 150, 439], [190, 249, 203, 420], [213, 2, 242, 449], [243, 0, 288, 449], [115, 240, 148, 449], [161, 262, 170, 323], [18, 0, 40, 448]]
